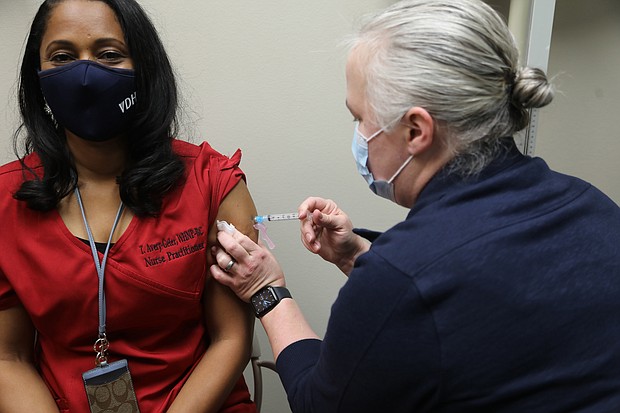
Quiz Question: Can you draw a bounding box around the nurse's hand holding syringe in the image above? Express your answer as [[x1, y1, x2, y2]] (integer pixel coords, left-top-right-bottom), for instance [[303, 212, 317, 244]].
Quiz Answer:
[[298, 197, 370, 276]]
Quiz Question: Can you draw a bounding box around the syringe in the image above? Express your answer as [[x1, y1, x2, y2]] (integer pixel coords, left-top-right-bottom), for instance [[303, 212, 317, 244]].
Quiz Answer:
[[254, 212, 299, 224]]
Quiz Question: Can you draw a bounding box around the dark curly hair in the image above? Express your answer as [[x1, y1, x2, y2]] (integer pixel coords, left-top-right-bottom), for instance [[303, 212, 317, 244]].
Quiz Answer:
[[13, 0, 185, 217]]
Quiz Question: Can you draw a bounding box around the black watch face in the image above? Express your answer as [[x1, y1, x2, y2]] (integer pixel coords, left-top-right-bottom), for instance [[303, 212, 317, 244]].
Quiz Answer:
[[251, 288, 276, 316]]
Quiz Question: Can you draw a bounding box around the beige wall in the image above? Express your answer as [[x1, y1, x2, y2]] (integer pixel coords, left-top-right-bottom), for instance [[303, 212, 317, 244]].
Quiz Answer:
[[537, 0, 620, 201], [0, 1, 618, 412]]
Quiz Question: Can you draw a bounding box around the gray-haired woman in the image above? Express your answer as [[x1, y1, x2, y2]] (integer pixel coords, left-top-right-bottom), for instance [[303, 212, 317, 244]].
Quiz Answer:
[[210, 0, 620, 411]]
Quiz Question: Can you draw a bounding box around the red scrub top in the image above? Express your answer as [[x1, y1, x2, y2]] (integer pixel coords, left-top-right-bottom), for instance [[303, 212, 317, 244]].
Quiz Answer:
[[0, 140, 257, 413]]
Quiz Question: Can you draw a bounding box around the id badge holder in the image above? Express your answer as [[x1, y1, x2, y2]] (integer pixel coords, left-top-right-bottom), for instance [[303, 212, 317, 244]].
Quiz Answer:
[[83, 359, 140, 413]]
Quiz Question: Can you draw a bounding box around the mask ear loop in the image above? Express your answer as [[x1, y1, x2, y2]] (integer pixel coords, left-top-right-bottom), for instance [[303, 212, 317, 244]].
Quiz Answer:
[[387, 155, 414, 184], [355, 121, 385, 144]]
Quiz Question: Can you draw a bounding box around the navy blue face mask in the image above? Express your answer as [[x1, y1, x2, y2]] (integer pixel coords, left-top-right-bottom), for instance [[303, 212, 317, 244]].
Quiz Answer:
[[39, 60, 137, 142]]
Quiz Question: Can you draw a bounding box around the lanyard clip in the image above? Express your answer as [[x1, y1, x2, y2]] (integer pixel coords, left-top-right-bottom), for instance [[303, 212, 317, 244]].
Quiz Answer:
[[93, 333, 110, 367]]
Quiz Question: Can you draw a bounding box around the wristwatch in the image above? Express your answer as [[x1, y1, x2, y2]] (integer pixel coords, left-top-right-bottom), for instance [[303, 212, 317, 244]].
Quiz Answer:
[[250, 286, 292, 318]]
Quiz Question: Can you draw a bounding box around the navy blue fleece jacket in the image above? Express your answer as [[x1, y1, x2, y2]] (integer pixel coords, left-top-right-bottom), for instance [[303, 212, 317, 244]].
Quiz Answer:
[[276, 139, 620, 412]]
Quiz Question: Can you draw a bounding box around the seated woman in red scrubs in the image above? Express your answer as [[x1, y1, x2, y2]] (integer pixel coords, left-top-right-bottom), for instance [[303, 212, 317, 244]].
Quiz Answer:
[[0, 1, 258, 412]]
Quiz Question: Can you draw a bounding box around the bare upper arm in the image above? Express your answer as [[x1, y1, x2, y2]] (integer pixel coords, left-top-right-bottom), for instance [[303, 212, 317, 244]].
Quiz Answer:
[[207, 179, 258, 253], [204, 180, 257, 340], [0, 305, 35, 362]]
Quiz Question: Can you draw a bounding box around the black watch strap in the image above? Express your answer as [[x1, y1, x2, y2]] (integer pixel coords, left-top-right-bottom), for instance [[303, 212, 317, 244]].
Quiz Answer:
[[250, 286, 292, 318]]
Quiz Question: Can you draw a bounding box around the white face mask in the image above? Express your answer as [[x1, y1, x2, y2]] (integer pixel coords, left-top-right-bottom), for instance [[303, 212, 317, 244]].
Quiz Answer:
[[351, 121, 413, 203]]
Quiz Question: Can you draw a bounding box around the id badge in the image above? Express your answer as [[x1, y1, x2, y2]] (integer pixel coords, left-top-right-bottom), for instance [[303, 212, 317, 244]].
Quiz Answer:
[[82, 359, 140, 413]]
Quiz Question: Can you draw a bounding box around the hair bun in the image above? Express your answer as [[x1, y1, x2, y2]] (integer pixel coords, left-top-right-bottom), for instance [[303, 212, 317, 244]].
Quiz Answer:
[[512, 67, 555, 109]]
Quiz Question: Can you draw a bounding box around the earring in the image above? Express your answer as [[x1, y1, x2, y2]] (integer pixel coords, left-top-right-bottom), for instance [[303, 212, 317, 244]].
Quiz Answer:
[[43, 101, 58, 127]]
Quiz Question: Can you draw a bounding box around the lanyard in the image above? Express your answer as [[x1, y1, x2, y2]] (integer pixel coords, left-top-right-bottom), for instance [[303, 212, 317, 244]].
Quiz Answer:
[[75, 187, 124, 366]]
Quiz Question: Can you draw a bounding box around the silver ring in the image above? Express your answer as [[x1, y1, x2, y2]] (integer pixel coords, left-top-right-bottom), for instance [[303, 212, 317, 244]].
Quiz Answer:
[[224, 259, 235, 272]]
